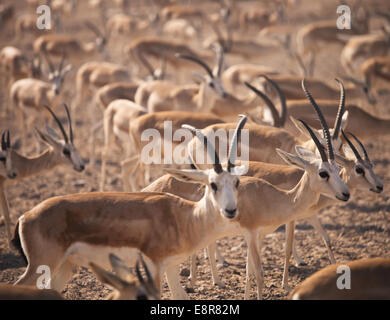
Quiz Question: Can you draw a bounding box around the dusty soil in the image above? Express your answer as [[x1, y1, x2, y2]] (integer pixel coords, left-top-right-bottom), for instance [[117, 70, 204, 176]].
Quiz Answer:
[[0, 0, 389, 300]]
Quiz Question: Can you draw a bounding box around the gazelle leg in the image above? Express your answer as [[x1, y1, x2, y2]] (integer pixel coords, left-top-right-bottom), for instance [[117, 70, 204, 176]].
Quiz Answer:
[[207, 242, 225, 288], [243, 230, 264, 300], [120, 155, 138, 192], [189, 254, 197, 288], [51, 260, 76, 292], [292, 237, 307, 266], [307, 214, 336, 264], [215, 242, 226, 265], [165, 265, 188, 300], [0, 184, 12, 247], [282, 220, 295, 292]]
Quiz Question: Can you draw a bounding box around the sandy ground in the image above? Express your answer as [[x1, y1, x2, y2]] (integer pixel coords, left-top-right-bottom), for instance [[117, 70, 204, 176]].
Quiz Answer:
[[0, 0, 389, 300]]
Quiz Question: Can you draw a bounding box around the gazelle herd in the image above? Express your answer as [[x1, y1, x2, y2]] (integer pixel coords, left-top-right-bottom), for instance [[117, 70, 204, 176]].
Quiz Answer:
[[0, 0, 389, 300]]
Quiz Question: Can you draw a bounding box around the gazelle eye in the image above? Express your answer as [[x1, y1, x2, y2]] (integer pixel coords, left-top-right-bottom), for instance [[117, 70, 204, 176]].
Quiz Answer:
[[209, 82, 215, 88], [210, 182, 218, 192], [0, 157, 5, 163], [355, 167, 364, 175], [235, 179, 240, 188], [319, 171, 329, 180], [63, 148, 71, 156]]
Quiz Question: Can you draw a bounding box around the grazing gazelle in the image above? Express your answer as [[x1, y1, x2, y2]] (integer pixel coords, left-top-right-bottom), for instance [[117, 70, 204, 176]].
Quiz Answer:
[[12, 116, 247, 300], [0, 104, 84, 246], [289, 257, 390, 300], [89, 253, 159, 300]]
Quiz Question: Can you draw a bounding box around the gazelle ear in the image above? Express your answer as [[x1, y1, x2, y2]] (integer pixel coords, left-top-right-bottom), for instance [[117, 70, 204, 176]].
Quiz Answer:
[[35, 128, 58, 146], [89, 262, 127, 291], [276, 148, 309, 169], [342, 144, 356, 161], [340, 111, 349, 131], [290, 116, 321, 141], [334, 153, 353, 167], [230, 164, 248, 176], [46, 125, 62, 141], [295, 146, 318, 162], [163, 168, 209, 185]]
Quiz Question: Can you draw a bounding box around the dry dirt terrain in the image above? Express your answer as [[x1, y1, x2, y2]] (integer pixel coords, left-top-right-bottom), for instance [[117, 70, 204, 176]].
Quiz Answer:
[[0, 0, 389, 300]]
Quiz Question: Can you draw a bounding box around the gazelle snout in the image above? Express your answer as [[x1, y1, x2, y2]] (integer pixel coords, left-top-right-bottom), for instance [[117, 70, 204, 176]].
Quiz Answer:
[[336, 191, 350, 202], [7, 171, 17, 179], [223, 207, 238, 219], [371, 184, 383, 193]]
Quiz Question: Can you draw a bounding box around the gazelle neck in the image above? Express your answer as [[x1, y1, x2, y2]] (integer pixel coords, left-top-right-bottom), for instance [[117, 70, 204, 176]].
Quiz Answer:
[[187, 186, 233, 252], [11, 147, 61, 179], [286, 171, 320, 213]]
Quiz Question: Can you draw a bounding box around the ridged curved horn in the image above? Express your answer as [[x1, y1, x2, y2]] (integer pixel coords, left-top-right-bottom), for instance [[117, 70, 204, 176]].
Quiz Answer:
[[182, 124, 223, 174], [227, 115, 247, 172], [298, 119, 328, 162], [175, 54, 214, 78], [348, 132, 370, 162], [1, 131, 7, 150], [212, 42, 224, 78], [135, 254, 154, 288], [301, 79, 334, 161], [244, 81, 281, 127], [62, 103, 73, 143], [43, 105, 69, 143], [332, 78, 346, 140], [6, 130, 10, 149], [341, 130, 362, 161], [260, 74, 287, 127]]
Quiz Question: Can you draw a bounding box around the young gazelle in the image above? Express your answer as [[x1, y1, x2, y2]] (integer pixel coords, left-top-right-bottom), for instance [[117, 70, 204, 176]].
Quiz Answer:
[[12, 117, 247, 300], [0, 104, 84, 246], [289, 257, 390, 300], [89, 253, 159, 300]]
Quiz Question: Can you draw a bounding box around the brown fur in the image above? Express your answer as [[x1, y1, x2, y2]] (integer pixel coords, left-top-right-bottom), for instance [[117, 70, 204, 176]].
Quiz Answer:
[[289, 257, 390, 299]]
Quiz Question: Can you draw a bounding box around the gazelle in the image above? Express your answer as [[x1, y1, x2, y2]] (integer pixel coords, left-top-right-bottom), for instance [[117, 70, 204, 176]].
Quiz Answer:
[[340, 29, 390, 75], [125, 37, 211, 79], [12, 117, 247, 300], [255, 74, 376, 106], [89, 253, 159, 300], [0, 104, 84, 246], [10, 52, 72, 145], [289, 257, 390, 299], [138, 50, 284, 121], [133, 47, 228, 113], [33, 21, 108, 64]]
